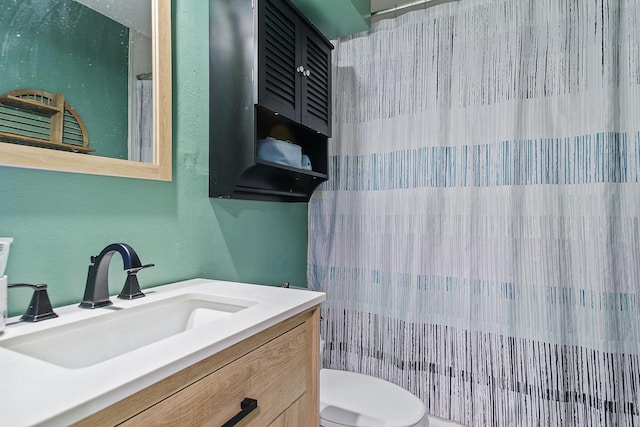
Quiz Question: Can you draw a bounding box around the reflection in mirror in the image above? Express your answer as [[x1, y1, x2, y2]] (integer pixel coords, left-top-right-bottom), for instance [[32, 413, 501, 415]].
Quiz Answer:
[[0, 0, 172, 181], [0, 0, 150, 161]]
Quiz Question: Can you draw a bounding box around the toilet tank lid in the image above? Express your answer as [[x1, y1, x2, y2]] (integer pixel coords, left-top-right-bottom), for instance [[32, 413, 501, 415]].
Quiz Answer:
[[319, 369, 427, 427]]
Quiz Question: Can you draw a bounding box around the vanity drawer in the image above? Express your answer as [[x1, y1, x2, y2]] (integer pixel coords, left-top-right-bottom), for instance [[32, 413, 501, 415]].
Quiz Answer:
[[121, 323, 308, 426]]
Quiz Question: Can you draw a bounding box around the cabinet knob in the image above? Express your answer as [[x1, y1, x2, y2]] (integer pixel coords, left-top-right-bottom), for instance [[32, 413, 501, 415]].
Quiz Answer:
[[296, 66, 311, 77]]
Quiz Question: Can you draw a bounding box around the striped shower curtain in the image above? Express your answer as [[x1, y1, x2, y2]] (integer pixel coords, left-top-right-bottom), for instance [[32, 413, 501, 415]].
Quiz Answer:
[[308, 0, 640, 425]]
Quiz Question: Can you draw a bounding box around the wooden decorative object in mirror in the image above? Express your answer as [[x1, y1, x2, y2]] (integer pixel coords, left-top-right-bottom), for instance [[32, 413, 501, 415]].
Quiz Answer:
[[0, 89, 94, 154], [0, 0, 172, 181]]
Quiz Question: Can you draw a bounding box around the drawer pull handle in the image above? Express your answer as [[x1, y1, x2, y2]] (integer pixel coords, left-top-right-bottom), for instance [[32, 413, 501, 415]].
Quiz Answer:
[[221, 397, 258, 427]]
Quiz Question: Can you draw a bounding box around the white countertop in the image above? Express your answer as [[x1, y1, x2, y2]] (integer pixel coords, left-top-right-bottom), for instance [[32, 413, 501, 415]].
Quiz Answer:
[[0, 278, 325, 427]]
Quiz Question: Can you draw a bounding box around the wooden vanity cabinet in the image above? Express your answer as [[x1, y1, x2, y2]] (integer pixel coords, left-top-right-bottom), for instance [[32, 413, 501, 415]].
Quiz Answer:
[[75, 307, 320, 426]]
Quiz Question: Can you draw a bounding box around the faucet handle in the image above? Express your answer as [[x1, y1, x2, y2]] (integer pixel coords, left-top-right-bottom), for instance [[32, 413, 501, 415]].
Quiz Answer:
[[126, 263, 155, 275], [8, 283, 58, 322], [117, 263, 154, 300]]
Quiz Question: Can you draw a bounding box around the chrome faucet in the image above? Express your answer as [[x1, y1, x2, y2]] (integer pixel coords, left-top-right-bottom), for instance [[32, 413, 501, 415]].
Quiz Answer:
[[79, 243, 154, 309]]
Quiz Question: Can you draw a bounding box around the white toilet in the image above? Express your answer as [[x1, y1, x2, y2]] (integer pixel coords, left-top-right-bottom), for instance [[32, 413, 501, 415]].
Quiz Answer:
[[319, 339, 428, 426]]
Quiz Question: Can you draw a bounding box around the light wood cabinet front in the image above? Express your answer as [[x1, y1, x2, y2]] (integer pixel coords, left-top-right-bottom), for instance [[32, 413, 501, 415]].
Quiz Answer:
[[122, 323, 307, 426], [269, 397, 305, 426]]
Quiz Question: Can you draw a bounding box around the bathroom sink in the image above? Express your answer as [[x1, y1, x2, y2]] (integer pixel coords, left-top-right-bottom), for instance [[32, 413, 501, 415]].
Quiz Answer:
[[0, 278, 326, 426], [0, 292, 256, 369]]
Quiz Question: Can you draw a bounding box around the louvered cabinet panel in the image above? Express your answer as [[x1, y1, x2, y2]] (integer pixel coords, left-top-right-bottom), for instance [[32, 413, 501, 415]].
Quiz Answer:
[[258, 0, 301, 124], [258, 0, 332, 137], [300, 25, 331, 136]]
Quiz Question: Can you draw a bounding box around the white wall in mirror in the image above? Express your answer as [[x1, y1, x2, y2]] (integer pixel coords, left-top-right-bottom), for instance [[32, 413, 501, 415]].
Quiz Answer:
[[74, 0, 152, 37]]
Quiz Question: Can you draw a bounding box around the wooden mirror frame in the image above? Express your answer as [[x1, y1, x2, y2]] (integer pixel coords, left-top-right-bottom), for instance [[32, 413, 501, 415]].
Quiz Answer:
[[0, 0, 172, 181]]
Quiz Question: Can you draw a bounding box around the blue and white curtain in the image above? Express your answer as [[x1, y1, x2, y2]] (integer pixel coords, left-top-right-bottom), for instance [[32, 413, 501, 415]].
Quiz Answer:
[[308, 0, 640, 425]]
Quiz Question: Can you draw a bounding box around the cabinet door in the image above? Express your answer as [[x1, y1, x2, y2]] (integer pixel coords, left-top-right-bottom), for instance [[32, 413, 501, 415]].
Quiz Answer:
[[121, 324, 308, 426], [258, 0, 301, 124], [269, 397, 305, 426], [300, 25, 332, 137]]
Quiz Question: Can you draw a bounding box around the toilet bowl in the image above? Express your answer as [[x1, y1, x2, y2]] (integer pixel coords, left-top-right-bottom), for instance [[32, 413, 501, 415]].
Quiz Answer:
[[319, 369, 428, 427], [318, 338, 428, 426]]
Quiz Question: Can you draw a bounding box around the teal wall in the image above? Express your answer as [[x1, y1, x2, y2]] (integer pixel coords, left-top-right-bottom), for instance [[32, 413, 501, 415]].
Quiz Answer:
[[292, 0, 370, 39], [0, 0, 129, 159], [0, 0, 309, 317]]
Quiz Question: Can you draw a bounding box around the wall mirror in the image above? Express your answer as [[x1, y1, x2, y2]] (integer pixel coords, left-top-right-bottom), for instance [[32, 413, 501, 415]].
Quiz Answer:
[[0, 0, 172, 181]]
